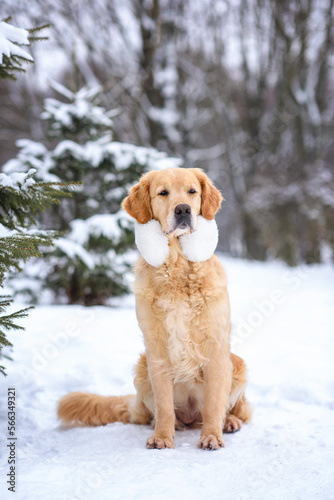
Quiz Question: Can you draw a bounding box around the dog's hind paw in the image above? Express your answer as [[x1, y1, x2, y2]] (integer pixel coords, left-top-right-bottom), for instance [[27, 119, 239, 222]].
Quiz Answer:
[[224, 414, 243, 433]]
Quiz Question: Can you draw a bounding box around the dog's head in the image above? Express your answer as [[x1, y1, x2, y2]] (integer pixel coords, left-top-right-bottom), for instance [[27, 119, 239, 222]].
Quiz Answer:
[[122, 168, 222, 236]]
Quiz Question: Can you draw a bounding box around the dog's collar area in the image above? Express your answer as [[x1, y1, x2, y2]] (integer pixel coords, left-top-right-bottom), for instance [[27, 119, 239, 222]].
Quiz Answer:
[[135, 216, 219, 268]]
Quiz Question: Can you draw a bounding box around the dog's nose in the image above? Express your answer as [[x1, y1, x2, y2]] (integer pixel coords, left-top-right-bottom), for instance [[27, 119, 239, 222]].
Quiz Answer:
[[174, 204, 191, 217]]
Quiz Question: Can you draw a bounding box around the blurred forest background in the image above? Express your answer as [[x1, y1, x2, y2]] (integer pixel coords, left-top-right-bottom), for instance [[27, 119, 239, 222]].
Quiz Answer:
[[1, 0, 334, 306]]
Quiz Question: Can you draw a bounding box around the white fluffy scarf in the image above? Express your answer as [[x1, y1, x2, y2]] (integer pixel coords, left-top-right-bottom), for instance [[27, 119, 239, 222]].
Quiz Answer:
[[135, 216, 219, 268]]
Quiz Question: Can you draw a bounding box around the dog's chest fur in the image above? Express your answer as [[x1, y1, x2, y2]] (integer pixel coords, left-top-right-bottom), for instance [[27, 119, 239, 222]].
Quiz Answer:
[[156, 293, 206, 384], [134, 253, 229, 384], [153, 259, 221, 383]]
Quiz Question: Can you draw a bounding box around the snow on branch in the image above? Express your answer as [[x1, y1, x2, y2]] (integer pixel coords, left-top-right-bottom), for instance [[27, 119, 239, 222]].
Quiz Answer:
[[2, 140, 59, 183], [68, 212, 132, 247], [52, 135, 182, 171], [2, 133, 182, 187], [42, 84, 115, 133], [53, 212, 134, 270], [54, 238, 95, 269], [0, 169, 36, 191], [0, 20, 33, 64]]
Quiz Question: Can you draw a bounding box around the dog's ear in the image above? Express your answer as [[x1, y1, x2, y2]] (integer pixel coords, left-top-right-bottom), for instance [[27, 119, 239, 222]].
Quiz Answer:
[[192, 168, 223, 220], [122, 172, 152, 223]]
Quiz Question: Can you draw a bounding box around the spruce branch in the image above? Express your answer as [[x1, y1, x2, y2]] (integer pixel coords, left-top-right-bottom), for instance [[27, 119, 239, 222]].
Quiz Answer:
[[0, 296, 34, 376]]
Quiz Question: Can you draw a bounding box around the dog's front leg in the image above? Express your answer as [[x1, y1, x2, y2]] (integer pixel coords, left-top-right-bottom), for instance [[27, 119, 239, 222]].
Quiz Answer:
[[199, 347, 232, 450], [146, 352, 175, 449]]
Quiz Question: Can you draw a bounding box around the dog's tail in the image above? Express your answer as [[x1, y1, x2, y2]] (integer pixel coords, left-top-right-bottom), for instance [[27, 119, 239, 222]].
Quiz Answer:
[[57, 392, 136, 426]]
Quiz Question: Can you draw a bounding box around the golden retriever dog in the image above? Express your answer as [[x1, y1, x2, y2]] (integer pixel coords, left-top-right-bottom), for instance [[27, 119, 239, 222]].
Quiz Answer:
[[58, 167, 252, 450]]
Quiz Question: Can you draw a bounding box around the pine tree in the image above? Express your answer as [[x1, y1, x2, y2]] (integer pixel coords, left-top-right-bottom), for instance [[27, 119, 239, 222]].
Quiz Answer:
[[3, 81, 182, 305], [0, 20, 75, 375], [0, 17, 48, 80]]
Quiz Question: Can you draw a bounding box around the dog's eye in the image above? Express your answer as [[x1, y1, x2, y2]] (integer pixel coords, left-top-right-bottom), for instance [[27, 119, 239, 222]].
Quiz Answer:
[[188, 189, 196, 194], [159, 190, 169, 196]]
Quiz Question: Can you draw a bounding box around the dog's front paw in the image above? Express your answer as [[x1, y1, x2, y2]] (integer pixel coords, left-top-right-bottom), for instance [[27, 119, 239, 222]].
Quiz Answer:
[[146, 433, 174, 449], [198, 433, 224, 450]]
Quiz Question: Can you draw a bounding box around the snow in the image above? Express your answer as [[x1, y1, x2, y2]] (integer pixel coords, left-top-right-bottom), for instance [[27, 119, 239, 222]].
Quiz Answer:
[[54, 238, 95, 270], [2, 140, 59, 184], [42, 84, 114, 131], [0, 223, 12, 238], [69, 213, 130, 246], [1, 82, 183, 209], [15, 139, 48, 158], [0, 257, 333, 500], [149, 107, 179, 128], [50, 211, 135, 271], [2, 132, 182, 188], [0, 169, 36, 191], [0, 227, 52, 243], [0, 21, 33, 65]]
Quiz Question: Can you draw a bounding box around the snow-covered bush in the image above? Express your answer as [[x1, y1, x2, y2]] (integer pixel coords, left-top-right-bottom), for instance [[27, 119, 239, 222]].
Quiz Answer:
[[4, 82, 182, 305]]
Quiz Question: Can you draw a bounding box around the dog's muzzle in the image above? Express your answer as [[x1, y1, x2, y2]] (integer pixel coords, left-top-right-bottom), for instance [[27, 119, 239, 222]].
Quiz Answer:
[[174, 203, 192, 230]]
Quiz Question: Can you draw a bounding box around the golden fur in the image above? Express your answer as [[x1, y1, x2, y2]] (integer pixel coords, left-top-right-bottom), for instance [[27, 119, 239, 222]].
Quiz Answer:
[[58, 168, 252, 450]]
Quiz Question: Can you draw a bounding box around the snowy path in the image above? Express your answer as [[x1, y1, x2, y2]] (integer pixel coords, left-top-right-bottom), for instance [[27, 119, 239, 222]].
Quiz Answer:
[[0, 257, 334, 500]]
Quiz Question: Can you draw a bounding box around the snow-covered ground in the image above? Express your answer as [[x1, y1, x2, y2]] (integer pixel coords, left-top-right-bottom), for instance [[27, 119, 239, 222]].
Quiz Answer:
[[0, 256, 333, 500]]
